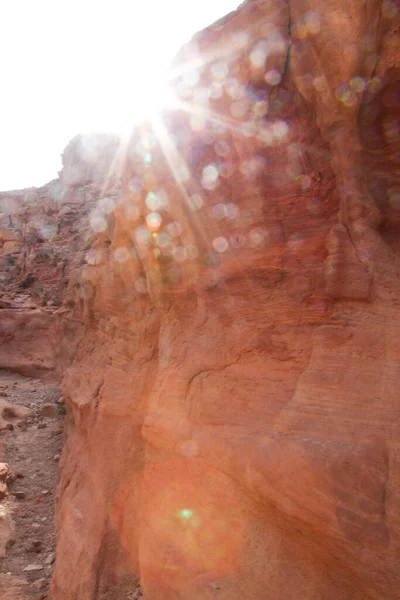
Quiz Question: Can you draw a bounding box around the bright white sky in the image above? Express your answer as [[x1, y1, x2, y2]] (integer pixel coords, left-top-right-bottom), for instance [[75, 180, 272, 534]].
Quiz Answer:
[[0, 0, 241, 191]]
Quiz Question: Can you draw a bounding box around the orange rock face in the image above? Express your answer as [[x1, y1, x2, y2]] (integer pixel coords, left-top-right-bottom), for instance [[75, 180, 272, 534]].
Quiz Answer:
[[3, 0, 395, 599]]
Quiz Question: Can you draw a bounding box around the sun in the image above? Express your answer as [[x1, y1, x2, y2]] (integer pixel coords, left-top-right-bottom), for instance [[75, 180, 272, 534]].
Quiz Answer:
[[116, 80, 178, 132], [0, 0, 242, 190]]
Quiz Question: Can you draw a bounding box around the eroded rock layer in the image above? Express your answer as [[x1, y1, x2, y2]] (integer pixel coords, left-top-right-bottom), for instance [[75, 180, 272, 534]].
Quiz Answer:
[[2, 1, 400, 599], [0, 133, 119, 377]]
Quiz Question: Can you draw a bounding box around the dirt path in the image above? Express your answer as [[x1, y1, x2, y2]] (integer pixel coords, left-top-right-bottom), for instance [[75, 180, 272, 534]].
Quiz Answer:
[[0, 372, 63, 600]]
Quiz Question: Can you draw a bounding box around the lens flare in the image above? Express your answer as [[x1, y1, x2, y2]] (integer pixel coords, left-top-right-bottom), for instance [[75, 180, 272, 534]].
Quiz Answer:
[[179, 508, 193, 520]]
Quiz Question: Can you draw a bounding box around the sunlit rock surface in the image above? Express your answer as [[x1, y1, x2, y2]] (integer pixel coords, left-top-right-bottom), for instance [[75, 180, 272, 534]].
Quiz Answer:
[[2, 0, 400, 598]]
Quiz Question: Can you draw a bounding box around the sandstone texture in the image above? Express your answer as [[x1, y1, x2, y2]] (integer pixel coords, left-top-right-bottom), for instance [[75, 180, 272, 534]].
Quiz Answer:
[[1, 1, 400, 599]]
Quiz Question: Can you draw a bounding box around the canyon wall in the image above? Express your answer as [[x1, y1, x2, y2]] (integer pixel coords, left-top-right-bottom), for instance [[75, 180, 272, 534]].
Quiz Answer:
[[2, 1, 400, 599], [0, 134, 119, 378]]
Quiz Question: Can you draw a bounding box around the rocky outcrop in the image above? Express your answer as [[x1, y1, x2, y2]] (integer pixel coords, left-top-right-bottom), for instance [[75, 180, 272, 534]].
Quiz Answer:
[[0, 133, 119, 378], [2, 1, 400, 599]]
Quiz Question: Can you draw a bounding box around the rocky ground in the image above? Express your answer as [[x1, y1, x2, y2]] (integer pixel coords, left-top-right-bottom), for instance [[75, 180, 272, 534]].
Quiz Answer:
[[0, 372, 145, 600], [0, 372, 63, 600]]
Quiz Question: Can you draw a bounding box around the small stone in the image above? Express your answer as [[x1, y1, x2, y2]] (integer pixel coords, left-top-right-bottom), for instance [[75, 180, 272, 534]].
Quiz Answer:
[[23, 564, 43, 572], [6, 538, 15, 549], [26, 540, 42, 553], [0, 482, 8, 500], [41, 517, 47, 522], [42, 490, 50, 496], [45, 552, 55, 565], [6, 423, 14, 431], [13, 491, 26, 500], [16, 471, 24, 478], [38, 423, 47, 429], [31, 523, 41, 529], [51, 427, 63, 437], [30, 578, 46, 591], [0, 463, 11, 480], [53, 454, 60, 461], [39, 403, 58, 419]]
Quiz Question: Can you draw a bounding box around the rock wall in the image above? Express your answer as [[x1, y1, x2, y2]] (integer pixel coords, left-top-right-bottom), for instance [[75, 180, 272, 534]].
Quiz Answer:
[[4, 0, 400, 598], [0, 133, 119, 378]]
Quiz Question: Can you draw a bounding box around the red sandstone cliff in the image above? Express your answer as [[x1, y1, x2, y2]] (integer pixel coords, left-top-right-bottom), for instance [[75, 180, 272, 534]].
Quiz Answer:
[[2, 0, 400, 598]]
